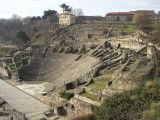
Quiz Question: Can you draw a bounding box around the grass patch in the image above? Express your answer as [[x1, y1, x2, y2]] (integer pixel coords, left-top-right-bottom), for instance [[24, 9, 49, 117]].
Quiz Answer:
[[81, 92, 99, 101], [6, 63, 15, 66], [59, 91, 74, 100], [121, 25, 136, 33], [89, 81, 106, 89], [103, 66, 120, 75], [9, 65, 17, 71], [100, 73, 112, 79], [98, 66, 121, 81], [32, 39, 48, 46], [126, 60, 136, 70], [5, 59, 13, 64], [142, 102, 160, 120]]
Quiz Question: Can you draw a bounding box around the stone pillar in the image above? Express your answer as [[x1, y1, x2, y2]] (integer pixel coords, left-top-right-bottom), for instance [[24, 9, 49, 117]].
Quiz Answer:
[[147, 46, 156, 59], [0, 67, 9, 79]]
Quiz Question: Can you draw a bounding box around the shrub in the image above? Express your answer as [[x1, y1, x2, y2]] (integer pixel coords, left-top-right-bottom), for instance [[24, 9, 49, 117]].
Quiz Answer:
[[59, 91, 74, 100], [94, 79, 160, 120], [71, 114, 95, 120]]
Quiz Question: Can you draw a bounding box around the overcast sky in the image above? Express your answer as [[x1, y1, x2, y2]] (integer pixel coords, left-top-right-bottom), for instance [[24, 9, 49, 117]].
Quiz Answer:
[[0, 0, 160, 18]]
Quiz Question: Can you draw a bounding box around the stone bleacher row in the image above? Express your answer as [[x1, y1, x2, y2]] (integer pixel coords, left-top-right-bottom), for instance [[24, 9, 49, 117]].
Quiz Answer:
[[90, 44, 126, 73], [18, 53, 79, 82]]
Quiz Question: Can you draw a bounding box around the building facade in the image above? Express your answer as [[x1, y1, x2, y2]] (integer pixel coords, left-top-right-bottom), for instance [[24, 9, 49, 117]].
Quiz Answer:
[[106, 12, 134, 22], [154, 14, 160, 22], [59, 13, 75, 26], [134, 10, 154, 15]]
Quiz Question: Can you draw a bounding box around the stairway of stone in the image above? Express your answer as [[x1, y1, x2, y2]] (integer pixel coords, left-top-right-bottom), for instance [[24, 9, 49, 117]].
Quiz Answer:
[[91, 47, 124, 71], [101, 49, 121, 61], [99, 51, 138, 97], [52, 55, 100, 88], [100, 59, 122, 74], [18, 52, 79, 82], [136, 45, 147, 53]]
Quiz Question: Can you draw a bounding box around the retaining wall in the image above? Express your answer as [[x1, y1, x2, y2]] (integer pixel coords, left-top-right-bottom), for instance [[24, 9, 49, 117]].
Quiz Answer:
[[74, 94, 101, 106], [110, 38, 144, 50]]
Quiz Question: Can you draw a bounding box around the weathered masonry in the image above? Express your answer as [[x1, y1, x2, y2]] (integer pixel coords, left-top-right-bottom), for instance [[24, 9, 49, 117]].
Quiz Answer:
[[59, 13, 75, 26], [106, 12, 134, 22]]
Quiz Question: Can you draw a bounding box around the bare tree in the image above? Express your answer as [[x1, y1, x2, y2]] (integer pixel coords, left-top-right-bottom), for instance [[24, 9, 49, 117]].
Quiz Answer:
[[23, 17, 32, 25], [133, 12, 154, 33], [0, 14, 23, 42], [66, 7, 72, 13], [10, 14, 22, 20], [72, 8, 84, 16]]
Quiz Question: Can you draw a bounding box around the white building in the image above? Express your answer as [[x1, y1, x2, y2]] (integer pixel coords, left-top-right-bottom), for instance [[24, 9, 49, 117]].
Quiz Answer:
[[59, 13, 75, 26]]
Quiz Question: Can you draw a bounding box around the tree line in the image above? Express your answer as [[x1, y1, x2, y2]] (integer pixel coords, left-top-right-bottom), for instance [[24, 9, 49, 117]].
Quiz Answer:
[[0, 3, 84, 47], [134, 10, 160, 44], [0, 9, 60, 48]]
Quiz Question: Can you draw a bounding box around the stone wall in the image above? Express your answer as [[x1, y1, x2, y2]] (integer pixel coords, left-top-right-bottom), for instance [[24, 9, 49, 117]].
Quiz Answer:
[[0, 66, 8, 79], [65, 41, 100, 47], [69, 97, 93, 115], [74, 94, 101, 106], [108, 37, 144, 50], [110, 39, 142, 50]]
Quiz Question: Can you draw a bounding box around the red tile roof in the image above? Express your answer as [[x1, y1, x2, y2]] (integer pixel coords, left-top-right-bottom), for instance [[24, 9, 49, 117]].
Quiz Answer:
[[107, 12, 134, 15]]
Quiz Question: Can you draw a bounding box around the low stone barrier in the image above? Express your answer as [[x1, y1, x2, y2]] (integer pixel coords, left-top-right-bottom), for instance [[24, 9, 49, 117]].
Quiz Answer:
[[74, 94, 101, 106]]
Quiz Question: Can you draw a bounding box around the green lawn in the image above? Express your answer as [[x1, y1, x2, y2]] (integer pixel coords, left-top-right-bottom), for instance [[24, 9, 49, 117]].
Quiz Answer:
[[97, 72, 113, 82], [121, 25, 136, 33], [89, 81, 106, 89], [98, 66, 121, 81], [81, 92, 99, 101], [59, 91, 74, 100], [32, 39, 48, 46]]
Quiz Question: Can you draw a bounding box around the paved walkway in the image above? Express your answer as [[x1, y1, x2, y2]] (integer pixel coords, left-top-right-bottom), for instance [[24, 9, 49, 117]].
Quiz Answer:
[[0, 79, 50, 119]]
